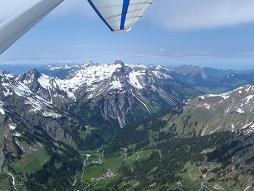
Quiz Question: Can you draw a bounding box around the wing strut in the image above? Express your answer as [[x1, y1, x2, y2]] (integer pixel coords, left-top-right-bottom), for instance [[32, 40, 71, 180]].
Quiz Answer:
[[0, 0, 64, 55]]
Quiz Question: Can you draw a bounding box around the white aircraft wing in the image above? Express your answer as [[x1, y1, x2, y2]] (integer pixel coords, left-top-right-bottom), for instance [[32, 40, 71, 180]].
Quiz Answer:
[[0, 0, 154, 55], [0, 0, 64, 55], [87, 0, 154, 32]]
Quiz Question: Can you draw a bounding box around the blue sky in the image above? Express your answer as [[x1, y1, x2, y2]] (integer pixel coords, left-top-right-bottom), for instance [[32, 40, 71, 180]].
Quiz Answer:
[[1, 0, 254, 69]]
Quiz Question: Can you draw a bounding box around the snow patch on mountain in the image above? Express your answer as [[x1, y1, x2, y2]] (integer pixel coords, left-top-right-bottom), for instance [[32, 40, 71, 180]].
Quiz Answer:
[[38, 74, 54, 90], [240, 121, 254, 136], [0, 73, 15, 80], [236, 108, 245, 114], [13, 132, 22, 137], [203, 103, 211, 110], [70, 64, 121, 90], [55, 63, 123, 98], [9, 123, 16, 130], [25, 96, 62, 118], [245, 95, 254, 103], [208, 93, 230, 100], [0, 101, 5, 115], [246, 86, 254, 93], [152, 71, 173, 79], [129, 71, 144, 89], [132, 92, 150, 113], [200, 86, 251, 100], [2, 79, 62, 118], [10, 82, 33, 97], [3, 85, 13, 96], [110, 78, 122, 90]]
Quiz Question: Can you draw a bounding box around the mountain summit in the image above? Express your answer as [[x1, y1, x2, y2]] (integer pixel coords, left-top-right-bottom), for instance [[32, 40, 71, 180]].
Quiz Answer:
[[16, 61, 199, 128]]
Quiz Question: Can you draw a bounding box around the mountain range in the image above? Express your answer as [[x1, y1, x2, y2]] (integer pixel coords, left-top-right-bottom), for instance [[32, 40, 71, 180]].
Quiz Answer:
[[16, 61, 200, 128], [1, 61, 254, 190], [154, 85, 254, 136]]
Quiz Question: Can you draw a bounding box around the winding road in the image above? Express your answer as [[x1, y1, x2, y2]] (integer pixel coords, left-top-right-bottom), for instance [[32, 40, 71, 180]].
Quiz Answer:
[[7, 173, 17, 191], [74, 146, 105, 191], [80, 154, 91, 191]]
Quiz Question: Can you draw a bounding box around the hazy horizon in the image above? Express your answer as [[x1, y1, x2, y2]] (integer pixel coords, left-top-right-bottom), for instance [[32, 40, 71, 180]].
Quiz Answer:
[[1, 0, 254, 70], [0, 58, 254, 72]]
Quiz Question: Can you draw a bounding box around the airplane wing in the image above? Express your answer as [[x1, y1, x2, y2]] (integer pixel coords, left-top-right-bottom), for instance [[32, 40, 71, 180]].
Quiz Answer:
[[87, 0, 154, 32], [0, 0, 154, 55], [0, 0, 64, 55]]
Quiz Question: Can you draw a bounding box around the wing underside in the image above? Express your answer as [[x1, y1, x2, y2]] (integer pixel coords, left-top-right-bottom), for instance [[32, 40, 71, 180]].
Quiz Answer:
[[87, 0, 154, 32], [0, 0, 153, 55], [0, 0, 64, 55]]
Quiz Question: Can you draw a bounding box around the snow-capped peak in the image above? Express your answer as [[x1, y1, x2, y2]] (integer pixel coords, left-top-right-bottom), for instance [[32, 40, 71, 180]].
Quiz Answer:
[[57, 62, 123, 92], [129, 70, 144, 89], [14, 61, 178, 102], [197, 85, 254, 115]]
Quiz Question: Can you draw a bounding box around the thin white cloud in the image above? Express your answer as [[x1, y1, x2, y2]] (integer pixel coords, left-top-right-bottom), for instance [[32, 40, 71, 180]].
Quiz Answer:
[[149, 0, 254, 30], [2, 0, 254, 31]]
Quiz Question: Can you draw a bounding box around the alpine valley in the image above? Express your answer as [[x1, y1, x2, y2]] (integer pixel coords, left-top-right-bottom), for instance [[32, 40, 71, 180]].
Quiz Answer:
[[1, 61, 254, 190]]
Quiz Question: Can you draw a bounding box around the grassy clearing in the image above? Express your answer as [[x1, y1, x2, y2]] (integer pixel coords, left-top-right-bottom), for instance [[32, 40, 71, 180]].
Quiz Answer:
[[82, 149, 153, 189], [79, 126, 98, 139], [0, 173, 12, 190], [125, 149, 154, 166], [83, 152, 122, 183], [0, 172, 28, 191], [176, 163, 202, 190], [11, 148, 49, 174], [176, 162, 244, 191], [103, 153, 122, 170]]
